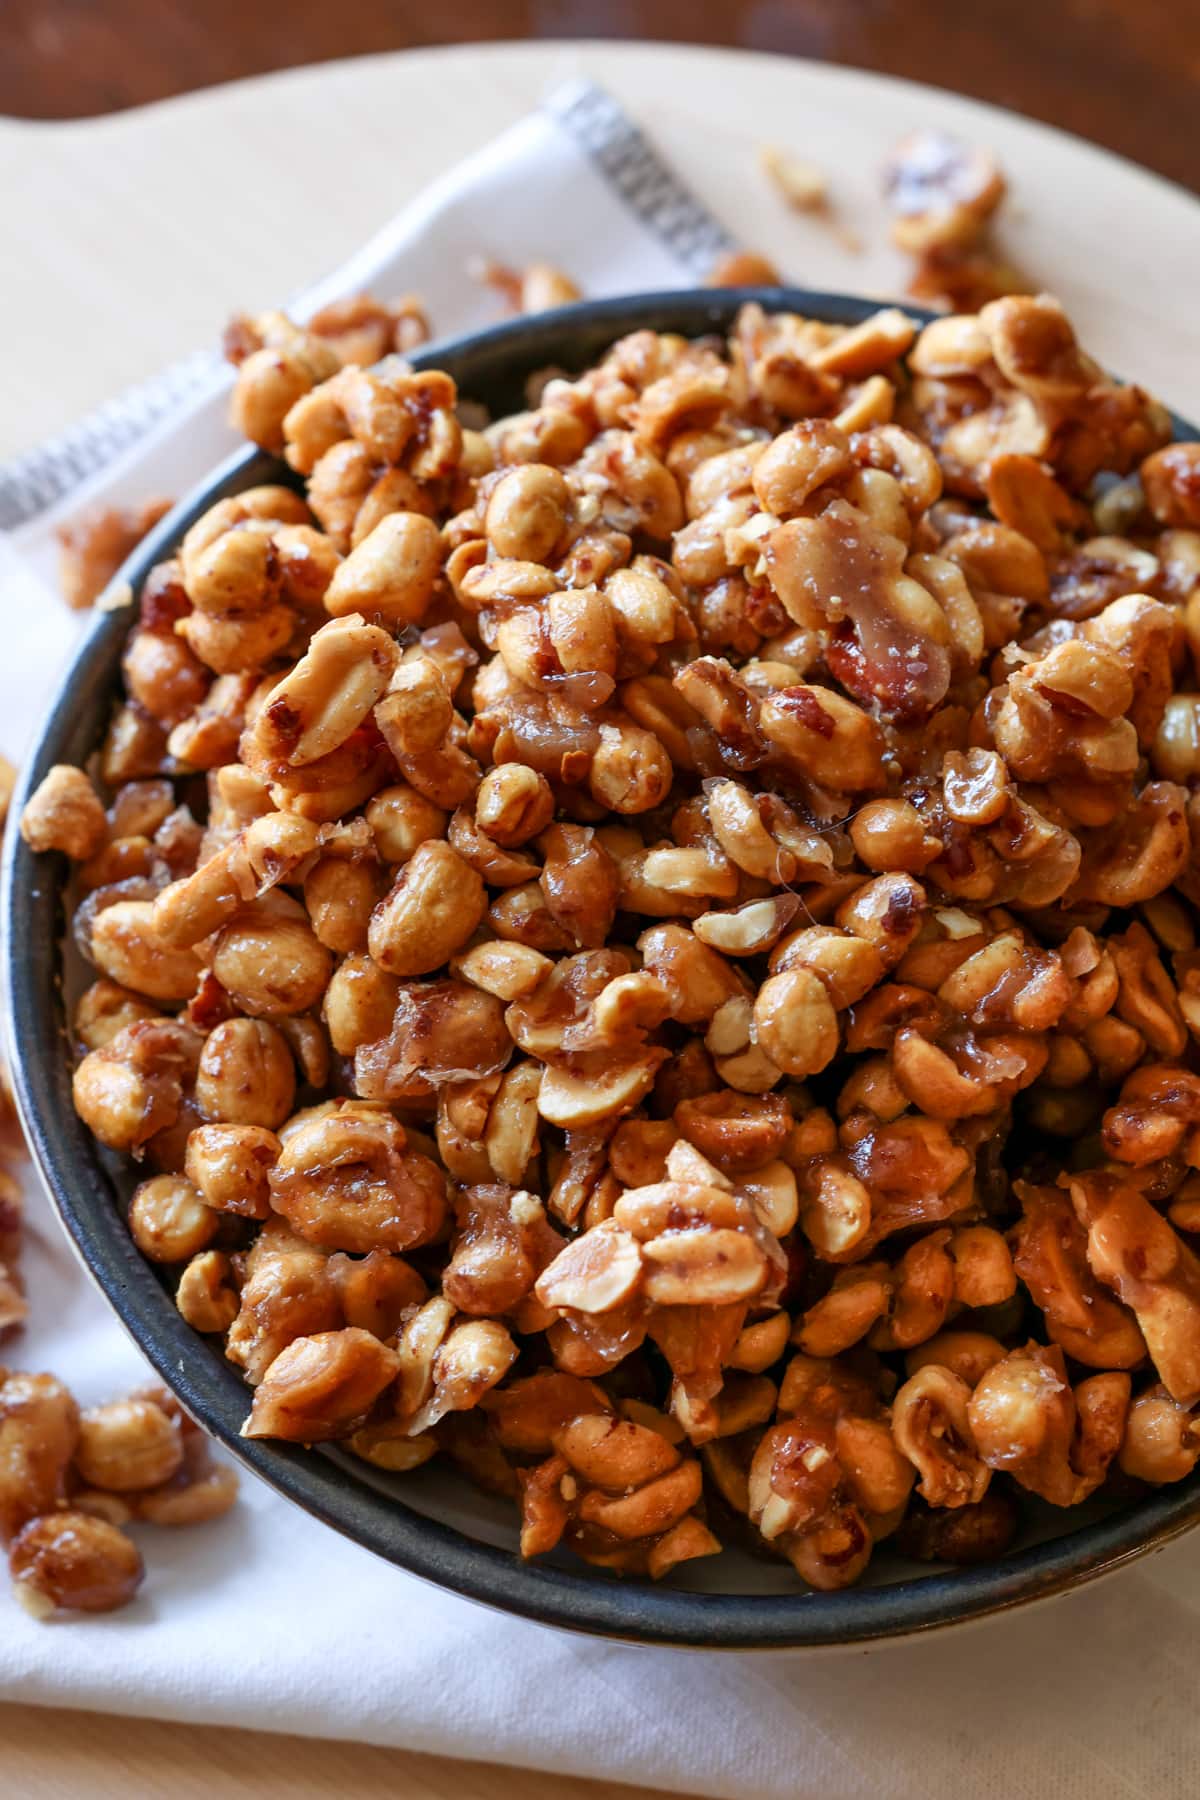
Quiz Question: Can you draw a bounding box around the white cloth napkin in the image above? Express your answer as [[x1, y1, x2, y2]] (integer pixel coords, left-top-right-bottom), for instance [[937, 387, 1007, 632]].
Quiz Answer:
[[2, 76, 1198, 1800]]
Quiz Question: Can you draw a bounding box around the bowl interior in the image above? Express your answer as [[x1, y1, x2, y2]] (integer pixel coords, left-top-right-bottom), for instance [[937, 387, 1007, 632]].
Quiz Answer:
[[7, 286, 1200, 1649]]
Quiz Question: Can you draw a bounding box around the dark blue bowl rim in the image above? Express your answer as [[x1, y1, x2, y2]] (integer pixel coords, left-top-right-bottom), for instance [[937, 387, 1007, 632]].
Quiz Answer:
[[5, 285, 1199, 1651]]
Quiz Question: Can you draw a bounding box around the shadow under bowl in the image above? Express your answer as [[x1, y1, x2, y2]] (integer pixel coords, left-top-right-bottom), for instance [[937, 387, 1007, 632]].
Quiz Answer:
[[6, 286, 1199, 1649]]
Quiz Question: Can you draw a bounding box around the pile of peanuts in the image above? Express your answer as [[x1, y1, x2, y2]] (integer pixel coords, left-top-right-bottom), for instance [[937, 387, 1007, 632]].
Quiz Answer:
[[0, 1376, 237, 1616], [0, 1160, 238, 1623], [20, 287, 1200, 1592]]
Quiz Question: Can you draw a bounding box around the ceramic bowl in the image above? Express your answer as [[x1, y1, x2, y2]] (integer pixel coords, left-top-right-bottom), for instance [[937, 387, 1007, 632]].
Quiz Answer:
[[7, 288, 1199, 1648]]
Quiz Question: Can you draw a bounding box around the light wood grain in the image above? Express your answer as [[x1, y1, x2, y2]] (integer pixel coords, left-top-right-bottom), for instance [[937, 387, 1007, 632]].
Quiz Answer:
[[0, 1701, 682, 1800]]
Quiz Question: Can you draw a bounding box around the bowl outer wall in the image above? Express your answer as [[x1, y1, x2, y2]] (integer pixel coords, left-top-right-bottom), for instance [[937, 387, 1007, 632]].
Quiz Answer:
[[5, 285, 1200, 1650]]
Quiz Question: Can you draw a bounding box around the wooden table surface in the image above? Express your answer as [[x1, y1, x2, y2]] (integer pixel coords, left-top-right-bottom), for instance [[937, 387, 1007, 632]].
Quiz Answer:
[[0, 1701, 682, 1800], [2, 27, 1199, 1800], [2, 0, 1196, 194]]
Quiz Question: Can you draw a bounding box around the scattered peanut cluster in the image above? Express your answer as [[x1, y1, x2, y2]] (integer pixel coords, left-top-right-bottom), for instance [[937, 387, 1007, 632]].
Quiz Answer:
[[882, 130, 1024, 313], [56, 499, 175, 613], [0, 1374, 238, 1616], [0, 1131, 237, 1624], [745, 129, 1022, 314], [21, 288, 1200, 1592]]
